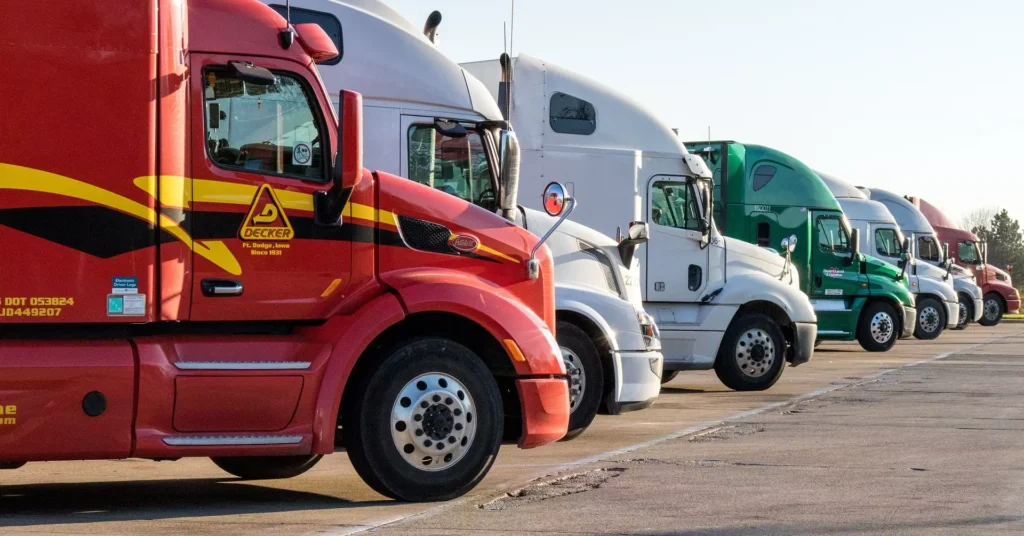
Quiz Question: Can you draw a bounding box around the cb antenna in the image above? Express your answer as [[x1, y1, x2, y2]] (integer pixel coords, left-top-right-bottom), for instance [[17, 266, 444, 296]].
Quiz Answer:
[[279, 0, 295, 49]]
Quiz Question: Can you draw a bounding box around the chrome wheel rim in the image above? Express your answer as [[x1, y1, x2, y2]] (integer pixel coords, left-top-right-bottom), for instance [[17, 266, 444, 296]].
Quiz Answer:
[[561, 347, 586, 414], [870, 312, 895, 344], [984, 299, 1000, 321], [735, 328, 775, 378], [391, 373, 476, 472], [918, 305, 941, 334], [958, 301, 968, 326]]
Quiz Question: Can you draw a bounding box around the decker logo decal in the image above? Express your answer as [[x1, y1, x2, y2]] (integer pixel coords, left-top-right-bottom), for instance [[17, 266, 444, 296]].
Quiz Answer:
[[0, 405, 16, 425], [823, 268, 844, 278], [239, 184, 294, 241], [449, 234, 480, 253]]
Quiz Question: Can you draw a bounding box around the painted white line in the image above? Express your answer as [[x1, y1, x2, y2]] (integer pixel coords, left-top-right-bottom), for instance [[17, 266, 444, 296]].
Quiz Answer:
[[319, 336, 1004, 536]]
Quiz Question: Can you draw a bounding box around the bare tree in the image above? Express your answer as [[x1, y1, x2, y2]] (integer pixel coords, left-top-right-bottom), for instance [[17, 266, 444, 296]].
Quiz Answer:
[[960, 206, 998, 234]]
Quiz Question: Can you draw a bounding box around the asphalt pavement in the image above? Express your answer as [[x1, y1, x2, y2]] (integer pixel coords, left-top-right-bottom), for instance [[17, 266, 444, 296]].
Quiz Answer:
[[1, 325, 1022, 535]]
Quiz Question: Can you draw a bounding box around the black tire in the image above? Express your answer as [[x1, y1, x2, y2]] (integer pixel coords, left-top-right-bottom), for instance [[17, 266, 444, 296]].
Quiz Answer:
[[814, 339, 822, 348], [953, 294, 972, 330], [713, 313, 786, 391], [342, 337, 503, 502], [913, 297, 946, 340], [979, 292, 1004, 326], [556, 321, 604, 442], [660, 370, 680, 385], [0, 462, 26, 470], [857, 301, 899, 352], [211, 455, 322, 480]]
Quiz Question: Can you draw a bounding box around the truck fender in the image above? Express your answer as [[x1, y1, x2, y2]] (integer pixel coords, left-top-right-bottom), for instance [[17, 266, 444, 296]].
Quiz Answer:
[[382, 268, 563, 377], [713, 272, 816, 325], [915, 277, 958, 304], [556, 283, 645, 353], [306, 292, 407, 454], [986, 281, 1018, 303]]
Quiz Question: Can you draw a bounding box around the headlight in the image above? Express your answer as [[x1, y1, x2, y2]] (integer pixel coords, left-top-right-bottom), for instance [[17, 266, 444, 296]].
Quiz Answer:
[[637, 311, 661, 350]]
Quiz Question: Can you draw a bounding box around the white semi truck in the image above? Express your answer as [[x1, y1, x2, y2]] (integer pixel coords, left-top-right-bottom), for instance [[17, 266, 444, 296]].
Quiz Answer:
[[462, 55, 817, 391], [863, 188, 984, 329], [269, 0, 662, 439], [818, 174, 958, 339]]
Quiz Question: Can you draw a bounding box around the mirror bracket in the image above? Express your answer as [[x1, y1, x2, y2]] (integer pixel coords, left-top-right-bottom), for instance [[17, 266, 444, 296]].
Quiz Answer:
[[529, 197, 576, 280]]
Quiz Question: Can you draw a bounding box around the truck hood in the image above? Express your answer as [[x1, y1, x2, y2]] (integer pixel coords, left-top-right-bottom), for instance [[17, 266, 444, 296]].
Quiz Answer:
[[517, 208, 644, 310], [986, 264, 1013, 286], [725, 237, 792, 282]]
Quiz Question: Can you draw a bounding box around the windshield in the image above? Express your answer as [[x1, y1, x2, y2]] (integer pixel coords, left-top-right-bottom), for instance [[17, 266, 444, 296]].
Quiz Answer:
[[959, 241, 980, 264], [407, 124, 497, 211]]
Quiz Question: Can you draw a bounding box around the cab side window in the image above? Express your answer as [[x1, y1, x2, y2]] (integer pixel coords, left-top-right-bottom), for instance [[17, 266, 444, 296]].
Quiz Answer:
[[875, 228, 901, 258], [203, 68, 325, 181], [817, 217, 850, 253], [651, 181, 700, 230], [918, 236, 940, 261], [407, 125, 496, 211]]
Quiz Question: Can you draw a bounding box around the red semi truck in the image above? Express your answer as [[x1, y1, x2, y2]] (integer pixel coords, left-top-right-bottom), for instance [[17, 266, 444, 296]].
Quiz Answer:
[[0, 0, 568, 502], [913, 197, 1020, 326]]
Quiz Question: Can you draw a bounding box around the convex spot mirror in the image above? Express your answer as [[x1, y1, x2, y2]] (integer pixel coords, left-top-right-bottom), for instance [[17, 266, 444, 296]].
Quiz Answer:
[[434, 119, 468, 138], [229, 61, 275, 86], [780, 235, 797, 253], [543, 182, 569, 216]]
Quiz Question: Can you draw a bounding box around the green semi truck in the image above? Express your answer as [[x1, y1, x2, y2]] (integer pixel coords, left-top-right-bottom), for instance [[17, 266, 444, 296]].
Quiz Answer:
[[683, 141, 916, 352]]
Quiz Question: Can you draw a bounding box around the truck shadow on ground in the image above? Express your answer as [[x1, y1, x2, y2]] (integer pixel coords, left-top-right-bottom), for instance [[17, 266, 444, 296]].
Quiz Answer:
[[0, 478, 391, 526]]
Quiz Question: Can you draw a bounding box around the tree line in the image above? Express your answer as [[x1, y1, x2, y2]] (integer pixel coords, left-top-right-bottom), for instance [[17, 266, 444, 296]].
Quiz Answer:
[[961, 208, 1024, 291]]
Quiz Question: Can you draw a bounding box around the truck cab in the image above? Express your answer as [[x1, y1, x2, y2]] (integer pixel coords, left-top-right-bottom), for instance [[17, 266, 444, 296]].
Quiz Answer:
[[271, 0, 664, 439], [818, 174, 958, 340], [863, 188, 984, 330], [0, 0, 569, 503], [464, 56, 817, 391], [684, 142, 915, 352], [913, 197, 1021, 326]]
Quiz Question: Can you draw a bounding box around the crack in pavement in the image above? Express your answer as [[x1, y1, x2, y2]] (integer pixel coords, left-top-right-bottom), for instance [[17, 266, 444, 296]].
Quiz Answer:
[[477, 469, 627, 511]]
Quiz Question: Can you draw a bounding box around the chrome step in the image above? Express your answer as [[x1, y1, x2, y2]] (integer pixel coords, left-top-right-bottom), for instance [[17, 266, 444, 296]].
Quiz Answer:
[[163, 435, 303, 446], [173, 361, 311, 370]]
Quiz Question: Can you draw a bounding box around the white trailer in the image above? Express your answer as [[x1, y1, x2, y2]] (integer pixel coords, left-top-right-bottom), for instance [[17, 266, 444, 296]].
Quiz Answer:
[[818, 174, 958, 339], [462, 55, 817, 391], [862, 188, 984, 329], [267, 0, 662, 439]]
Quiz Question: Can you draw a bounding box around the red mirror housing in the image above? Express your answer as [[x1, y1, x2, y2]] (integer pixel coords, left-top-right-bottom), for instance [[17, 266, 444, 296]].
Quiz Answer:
[[338, 89, 363, 191], [294, 23, 338, 63]]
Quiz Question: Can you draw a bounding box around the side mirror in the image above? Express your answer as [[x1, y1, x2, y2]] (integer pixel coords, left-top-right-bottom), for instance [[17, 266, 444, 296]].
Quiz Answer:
[[846, 228, 860, 266], [498, 130, 521, 221], [315, 90, 363, 225], [780, 235, 797, 254], [528, 182, 576, 279], [942, 242, 950, 262], [618, 221, 650, 267], [699, 187, 711, 235]]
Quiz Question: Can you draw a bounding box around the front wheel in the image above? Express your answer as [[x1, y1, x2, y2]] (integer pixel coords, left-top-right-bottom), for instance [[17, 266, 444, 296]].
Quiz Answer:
[[857, 301, 899, 352], [953, 295, 972, 330], [714, 313, 786, 391], [342, 338, 503, 502], [913, 297, 946, 340], [557, 321, 604, 442], [979, 293, 1004, 326], [211, 455, 322, 480]]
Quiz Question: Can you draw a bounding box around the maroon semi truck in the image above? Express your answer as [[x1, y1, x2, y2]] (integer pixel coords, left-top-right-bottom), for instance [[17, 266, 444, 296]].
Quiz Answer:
[[913, 197, 1020, 326]]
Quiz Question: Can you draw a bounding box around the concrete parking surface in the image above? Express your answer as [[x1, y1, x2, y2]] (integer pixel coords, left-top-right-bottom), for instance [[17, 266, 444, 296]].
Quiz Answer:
[[2, 325, 1022, 535]]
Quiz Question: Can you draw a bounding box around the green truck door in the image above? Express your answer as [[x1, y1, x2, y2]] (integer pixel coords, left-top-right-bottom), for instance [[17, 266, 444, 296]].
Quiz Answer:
[[811, 212, 865, 336]]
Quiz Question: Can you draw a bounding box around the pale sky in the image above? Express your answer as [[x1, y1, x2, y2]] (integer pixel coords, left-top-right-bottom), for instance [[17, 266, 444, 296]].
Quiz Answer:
[[382, 0, 1023, 227]]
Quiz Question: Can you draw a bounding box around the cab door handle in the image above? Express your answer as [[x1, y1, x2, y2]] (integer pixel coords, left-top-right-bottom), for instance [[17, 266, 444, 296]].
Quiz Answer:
[[201, 279, 244, 297]]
